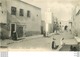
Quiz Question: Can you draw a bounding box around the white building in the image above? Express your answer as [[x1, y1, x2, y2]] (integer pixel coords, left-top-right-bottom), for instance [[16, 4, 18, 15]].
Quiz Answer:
[[0, 0, 42, 39], [72, 5, 80, 37]]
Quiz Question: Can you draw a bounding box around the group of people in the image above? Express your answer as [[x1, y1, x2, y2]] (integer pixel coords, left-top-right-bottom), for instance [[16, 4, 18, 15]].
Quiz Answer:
[[52, 38, 78, 51], [70, 45, 78, 51]]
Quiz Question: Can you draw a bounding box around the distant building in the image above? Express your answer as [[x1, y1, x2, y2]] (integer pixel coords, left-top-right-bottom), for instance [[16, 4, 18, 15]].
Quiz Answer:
[[44, 9, 52, 36], [0, 0, 41, 39]]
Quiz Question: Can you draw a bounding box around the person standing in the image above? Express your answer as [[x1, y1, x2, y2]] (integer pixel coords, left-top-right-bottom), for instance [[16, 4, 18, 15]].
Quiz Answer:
[[70, 45, 73, 51], [64, 25, 68, 31], [60, 38, 64, 46], [52, 38, 56, 49], [12, 31, 17, 40]]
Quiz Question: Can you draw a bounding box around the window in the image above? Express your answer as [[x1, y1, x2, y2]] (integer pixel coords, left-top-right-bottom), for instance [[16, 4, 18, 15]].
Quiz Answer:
[[11, 7, 16, 15], [37, 14, 38, 16], [19, 9, 24, 16], [27, 10, 30, 17]]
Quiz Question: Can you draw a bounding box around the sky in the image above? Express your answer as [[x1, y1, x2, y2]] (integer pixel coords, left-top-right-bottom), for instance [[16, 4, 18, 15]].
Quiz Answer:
[[49, 2, 74, 21], [21, 0, 80, 22]]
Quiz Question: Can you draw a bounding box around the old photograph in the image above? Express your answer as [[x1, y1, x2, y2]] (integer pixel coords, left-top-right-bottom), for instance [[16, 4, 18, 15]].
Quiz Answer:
[[0, 0, 80, 51]]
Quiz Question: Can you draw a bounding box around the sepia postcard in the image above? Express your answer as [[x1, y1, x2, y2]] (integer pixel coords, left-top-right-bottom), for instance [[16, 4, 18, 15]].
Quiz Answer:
[[0, 0, 80, 51]]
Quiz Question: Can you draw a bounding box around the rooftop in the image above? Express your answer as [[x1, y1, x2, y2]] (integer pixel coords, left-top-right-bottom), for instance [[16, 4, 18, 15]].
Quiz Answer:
[[19, 0, 41, 10]]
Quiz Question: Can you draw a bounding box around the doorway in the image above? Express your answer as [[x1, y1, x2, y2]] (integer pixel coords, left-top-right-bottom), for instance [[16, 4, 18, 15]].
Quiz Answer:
[[11, 24, 16, 37], [41, 26, 44, 34], [17, 26, 23, 37]]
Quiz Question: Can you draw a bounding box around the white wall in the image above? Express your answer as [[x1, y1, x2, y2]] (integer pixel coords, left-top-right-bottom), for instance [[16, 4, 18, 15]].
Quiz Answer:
[[7, 0, 41, 32], [72, 15, 80, 37], [0, 0, 7, 23]]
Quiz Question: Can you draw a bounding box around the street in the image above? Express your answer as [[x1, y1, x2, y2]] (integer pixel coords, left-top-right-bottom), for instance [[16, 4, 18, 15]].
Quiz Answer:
[[4, 31, 77, 51], [8, 37, 52, 51]]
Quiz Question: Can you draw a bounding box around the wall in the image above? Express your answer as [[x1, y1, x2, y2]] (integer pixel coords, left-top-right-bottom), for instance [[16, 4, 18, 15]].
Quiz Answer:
[[0, 0, 41, 38], [7, 0, 41, 30], [0, 0, 8, 39], [0, 0, 7, 23], [72, 14, 80, 37]]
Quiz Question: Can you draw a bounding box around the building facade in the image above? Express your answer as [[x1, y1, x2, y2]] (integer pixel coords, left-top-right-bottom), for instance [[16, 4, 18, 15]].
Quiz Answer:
[[0, 0, 41, 39]]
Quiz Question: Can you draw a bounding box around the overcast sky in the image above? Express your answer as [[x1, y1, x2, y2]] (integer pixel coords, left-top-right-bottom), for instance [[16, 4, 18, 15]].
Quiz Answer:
[[21, 0, 80, 22]]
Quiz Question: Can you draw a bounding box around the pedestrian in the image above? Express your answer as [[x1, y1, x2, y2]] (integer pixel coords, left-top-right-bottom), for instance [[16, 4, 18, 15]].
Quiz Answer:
[[43, 31, 46, 37], [73, 47, 77, 51], [12, 31, 17, 41], [60, 38, 64, 46], [64, 25, 68, 31], [52, 38, 56, 49], [70, 45, 73, 51], [62, 38, 64, 40]]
